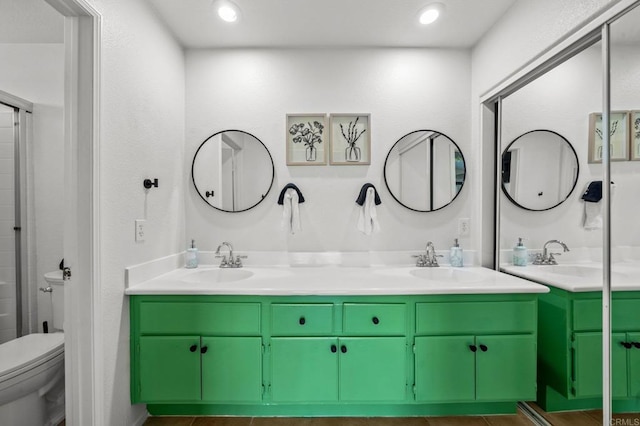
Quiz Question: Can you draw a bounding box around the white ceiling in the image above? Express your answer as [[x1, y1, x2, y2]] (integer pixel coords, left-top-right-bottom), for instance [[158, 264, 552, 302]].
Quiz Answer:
[[0, 0, 63, 43], [146, 0, 516, 48]]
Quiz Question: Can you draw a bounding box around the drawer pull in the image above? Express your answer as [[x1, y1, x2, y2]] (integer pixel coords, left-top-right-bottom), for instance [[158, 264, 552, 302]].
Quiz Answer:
[[622, 342, 633, 349], [201, 346, 208, 354], [341, 345, 347, 353], [479, 344, 488, 352], [469, 345, 477, 352], [189, 344, 198, 353], [331, 344, 337, 353], [372, 316, 379, 325], [299, 316, 306, 325], [633, 342, 640, 349]]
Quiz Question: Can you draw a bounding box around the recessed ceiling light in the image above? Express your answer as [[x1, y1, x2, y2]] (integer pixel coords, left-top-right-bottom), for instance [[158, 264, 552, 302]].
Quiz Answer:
[[214, 0, 240, 23], [418, 3, 445, 25]]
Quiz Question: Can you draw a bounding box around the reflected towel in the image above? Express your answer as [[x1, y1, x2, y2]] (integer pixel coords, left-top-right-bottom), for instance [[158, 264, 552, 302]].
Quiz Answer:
[[583, 201, 602, 230], [357, 187, 380, 235], [281, 188, 301, 234]]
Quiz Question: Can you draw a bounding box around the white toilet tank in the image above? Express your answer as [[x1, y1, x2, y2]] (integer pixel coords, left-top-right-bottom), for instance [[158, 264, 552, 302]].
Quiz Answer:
[[44, 271, 64, 331]]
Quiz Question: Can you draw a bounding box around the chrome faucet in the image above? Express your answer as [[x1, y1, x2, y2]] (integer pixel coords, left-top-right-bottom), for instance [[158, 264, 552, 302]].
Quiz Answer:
[[533, 239, 570, 265], [413, 241, 442, 267], [215, 242, 247, 268]]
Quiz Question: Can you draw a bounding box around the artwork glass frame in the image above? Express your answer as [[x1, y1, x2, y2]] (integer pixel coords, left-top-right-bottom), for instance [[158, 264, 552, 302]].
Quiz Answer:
[[286, 114, 328, 166], [630, 110, 640, 161], [588, 111, 629, 163], [329, 113, 371, 165]]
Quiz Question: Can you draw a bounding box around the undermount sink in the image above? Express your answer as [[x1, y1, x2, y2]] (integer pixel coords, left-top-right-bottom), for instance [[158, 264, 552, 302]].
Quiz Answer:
[[409, 268, 484, 283], [182, 268, 254, 284], [535, 264, 626, 280]]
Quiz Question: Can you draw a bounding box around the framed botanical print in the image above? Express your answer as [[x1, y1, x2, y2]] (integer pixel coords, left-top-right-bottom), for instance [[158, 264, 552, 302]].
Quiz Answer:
[[329, 114, 371, 165], [630, 110, 640, 161], [286, 114, 328, 166], [588, 111, 629, 163]]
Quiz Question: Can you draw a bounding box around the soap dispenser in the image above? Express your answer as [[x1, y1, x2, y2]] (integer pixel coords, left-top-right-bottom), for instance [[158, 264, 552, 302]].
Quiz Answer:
[[513, 237, 528, 266], [450, 238, 463, 267], [185, 239, 199, 269]]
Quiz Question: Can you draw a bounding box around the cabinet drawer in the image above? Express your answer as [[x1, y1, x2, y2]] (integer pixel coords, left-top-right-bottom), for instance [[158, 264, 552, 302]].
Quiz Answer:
[[573, 299, 640, 331], [271, 304, 334, 335], [139, 302, 261, 335], [416, 301, 536, 335], [343, 304, 406, 335]]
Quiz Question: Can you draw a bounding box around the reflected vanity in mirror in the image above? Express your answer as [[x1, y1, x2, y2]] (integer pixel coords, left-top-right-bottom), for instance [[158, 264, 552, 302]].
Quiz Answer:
[[192, 130, 275, 212], [501, 130, 579, 211], [384, 130, 465, 212]]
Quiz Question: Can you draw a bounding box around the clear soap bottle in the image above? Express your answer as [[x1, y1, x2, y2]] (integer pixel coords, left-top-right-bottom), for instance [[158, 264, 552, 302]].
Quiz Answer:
[[450, 238, 463, 267], [513, 237, 528, 266], [185, 239, 199, 269]]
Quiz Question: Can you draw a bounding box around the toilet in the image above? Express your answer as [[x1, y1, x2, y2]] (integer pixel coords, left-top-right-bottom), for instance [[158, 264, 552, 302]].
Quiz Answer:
[[0, 270, 66, 426]]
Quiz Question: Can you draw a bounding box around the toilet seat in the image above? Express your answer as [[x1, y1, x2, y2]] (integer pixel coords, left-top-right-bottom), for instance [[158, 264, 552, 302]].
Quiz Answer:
[[0, 334, 64, 383]]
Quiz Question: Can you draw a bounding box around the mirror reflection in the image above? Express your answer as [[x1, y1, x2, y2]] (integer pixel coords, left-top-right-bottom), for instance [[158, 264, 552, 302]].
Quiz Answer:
[[192, 130, 274, 212], [501, 130, 579, 211], [384, 130, 465, 212]]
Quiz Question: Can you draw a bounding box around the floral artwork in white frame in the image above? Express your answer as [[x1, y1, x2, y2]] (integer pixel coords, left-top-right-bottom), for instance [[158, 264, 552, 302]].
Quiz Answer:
[[588, 111, 629, 163], [631, 111, 640, 161], [286, 114, 328, 166], [329, 114, 371, 165]]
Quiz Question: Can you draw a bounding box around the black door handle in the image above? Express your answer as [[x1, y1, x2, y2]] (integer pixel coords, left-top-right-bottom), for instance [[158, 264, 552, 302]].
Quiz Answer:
[[331, 344, 337, 353], [299, 316, 306, 325], [372, 316, 379, 325], [469, 345, 477, 352], [622, 342, 632, 349], [341, 345, 347, 353], [189, 344, 197, 352], [479, 344, 488, 352], [633, 342, 640, 349], [201, 346, 208, 354]]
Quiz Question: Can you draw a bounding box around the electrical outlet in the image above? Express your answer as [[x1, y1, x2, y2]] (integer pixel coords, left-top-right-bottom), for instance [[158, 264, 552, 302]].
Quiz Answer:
[[135, 219, 146, 242], [458, 218, 470, 237]]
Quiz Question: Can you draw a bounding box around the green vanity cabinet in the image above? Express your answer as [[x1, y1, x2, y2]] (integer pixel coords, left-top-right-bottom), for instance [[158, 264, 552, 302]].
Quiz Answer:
[[536, 288, 640, 412]]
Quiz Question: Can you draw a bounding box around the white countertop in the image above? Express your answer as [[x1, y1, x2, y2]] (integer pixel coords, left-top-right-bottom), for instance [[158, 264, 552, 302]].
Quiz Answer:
[[124, 265, 549, 296], [501, 262, 640, 292]]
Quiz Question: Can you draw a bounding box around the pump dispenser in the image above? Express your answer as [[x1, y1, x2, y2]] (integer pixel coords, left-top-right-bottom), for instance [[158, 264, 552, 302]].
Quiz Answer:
[[513, 237, 528, 266], [450, 238, 463, 267], [185, 239, 199, 269]]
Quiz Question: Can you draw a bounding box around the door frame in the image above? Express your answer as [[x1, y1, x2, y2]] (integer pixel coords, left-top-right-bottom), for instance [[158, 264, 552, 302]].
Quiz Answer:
[[44, 0, 101, 424]]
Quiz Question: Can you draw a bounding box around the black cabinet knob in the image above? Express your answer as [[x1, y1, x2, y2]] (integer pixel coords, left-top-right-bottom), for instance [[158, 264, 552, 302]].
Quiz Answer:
[[189, 344, 197, 352], [331, 344, 337, 353], [479, 344, 488, 352], [633, 342, 640, 349], [201, 346, 208, 354], [299, 317, 306, 325], [341, 345, 347, 353], [622, 342, 632, 349], [469, 345, 477, 352], [372, 316, 379, 325]]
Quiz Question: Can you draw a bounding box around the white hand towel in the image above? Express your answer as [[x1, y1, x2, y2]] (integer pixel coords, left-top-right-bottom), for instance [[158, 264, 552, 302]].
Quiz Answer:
[[583, 201, 602, 230], [357, 187, 380, 235], [281, 188, 301, 234]]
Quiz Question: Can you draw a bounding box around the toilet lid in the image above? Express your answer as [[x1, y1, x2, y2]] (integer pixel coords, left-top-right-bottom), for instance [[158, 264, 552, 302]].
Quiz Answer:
[[0, 333, 64, 381]]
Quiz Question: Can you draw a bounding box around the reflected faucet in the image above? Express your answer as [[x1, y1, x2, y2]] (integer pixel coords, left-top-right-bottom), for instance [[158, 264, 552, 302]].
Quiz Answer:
[[534, 240, 570, 265]]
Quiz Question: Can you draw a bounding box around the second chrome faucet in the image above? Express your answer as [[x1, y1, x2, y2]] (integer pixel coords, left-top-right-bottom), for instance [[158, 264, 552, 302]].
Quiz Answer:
[[413, 241, 443, 267], [215, 241, 247, 268], [533, 239, 570, 265]]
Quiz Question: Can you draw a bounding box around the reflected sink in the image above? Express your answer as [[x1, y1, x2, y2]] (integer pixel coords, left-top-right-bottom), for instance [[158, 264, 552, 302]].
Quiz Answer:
[[409, 268, 484, 283], [536, 264, 626, 280], [183, 268, 254, 284]]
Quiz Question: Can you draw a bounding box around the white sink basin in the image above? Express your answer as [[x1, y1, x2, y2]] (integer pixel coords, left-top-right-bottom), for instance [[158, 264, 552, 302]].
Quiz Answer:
[[535, 264, 626, 280], [182, 268, 254, 284], [409, 268, 484, 283]]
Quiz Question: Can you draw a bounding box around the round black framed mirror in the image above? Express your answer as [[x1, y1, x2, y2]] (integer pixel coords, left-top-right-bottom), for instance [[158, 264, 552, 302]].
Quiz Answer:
[[383, 130, 466, 212], [192, 130, 275, 212], [501, 130, 579, 211]]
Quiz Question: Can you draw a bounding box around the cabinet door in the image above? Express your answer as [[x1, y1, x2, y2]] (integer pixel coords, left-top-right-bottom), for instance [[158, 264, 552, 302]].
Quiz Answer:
[[338, 337, 407, 402], [573, 332, 627, 398], [629, 332, 640, 397], [414, 336, 475, 402], [201, 337, 263, 402], [270, 337, 338, 402], [475, 334, 536, 401], [138, 336, 201, 402]]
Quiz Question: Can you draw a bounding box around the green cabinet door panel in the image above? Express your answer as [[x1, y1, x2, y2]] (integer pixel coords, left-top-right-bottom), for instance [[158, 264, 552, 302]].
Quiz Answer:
[[573, 332, 627, 398], [138, 336, 201, 402], [414, 336, 475, 402], [338, 337, 407, 402], [475, 334, 536, 401], [201, 337, 263, 402], [629, 332, 640, 398], [270, 337, 338, 402]]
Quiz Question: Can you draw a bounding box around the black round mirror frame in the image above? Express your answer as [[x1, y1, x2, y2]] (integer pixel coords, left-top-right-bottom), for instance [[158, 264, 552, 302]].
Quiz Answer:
[[191, 129, 275, 213], [383, 129, 467, 213], [501, 129, 580, 212]]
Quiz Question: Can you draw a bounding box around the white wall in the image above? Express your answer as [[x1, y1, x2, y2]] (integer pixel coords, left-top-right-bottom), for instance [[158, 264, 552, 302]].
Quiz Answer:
[[185, 48, 471, 254], [0, 43, 65, 335], [84, 0, 186, 424]]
